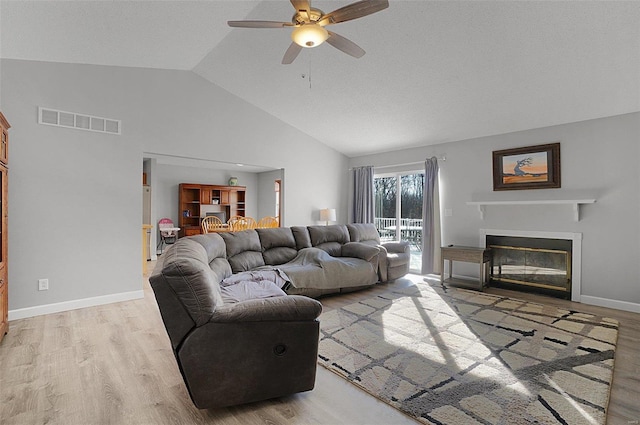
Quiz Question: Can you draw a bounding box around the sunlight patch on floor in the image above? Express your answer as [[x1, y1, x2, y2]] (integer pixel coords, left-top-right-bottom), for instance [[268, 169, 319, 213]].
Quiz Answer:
[[379, 274, 530, 397]]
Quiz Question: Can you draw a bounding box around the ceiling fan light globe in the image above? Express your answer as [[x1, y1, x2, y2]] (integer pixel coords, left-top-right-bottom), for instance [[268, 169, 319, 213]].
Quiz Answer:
[[291, 24, 329, 48]]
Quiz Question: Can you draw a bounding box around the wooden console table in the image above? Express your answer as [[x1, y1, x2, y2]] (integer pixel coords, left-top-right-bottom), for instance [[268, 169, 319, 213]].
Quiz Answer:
[[441, 245, 491, 291]]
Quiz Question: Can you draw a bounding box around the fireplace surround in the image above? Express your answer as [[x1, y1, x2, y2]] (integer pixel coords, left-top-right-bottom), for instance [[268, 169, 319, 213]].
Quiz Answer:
[[480, 229, 582, 301]]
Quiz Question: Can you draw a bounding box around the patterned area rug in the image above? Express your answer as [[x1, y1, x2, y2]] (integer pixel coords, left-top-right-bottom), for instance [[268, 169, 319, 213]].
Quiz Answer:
[[318, 280, 619, 424]]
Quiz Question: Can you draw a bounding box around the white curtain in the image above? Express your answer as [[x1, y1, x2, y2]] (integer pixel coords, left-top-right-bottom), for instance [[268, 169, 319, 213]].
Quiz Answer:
[[421, 157, 441, 274], [351, 166, 375, 223]]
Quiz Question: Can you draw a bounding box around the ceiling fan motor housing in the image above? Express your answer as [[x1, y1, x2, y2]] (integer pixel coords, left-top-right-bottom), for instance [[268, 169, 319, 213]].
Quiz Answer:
[[292, 8, 324, 25]]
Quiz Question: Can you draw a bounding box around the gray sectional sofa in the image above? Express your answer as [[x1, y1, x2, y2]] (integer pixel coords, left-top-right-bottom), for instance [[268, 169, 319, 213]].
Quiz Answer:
[[218, 225, 381, 297], [149, 224, 411, 409]]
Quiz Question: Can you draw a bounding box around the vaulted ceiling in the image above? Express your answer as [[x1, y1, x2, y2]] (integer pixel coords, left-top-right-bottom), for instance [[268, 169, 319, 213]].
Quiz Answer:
[[2, 1, 639, 157]]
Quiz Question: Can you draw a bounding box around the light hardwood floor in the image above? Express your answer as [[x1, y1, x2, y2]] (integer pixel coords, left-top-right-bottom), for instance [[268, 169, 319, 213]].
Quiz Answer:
[[0, 267, 638, 425]]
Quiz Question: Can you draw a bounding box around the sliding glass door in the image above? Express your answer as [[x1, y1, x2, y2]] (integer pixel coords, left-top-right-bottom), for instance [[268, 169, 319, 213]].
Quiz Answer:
[[374, 176, 397, 242], [374, 172, 424, 272]]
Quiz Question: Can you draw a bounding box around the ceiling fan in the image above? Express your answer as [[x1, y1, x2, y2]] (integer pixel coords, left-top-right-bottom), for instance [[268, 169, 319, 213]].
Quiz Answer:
[[228, 0, 389, 64]]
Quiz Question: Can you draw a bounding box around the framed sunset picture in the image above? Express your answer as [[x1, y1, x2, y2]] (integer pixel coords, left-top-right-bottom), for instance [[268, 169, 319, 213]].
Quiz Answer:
[[492, 143, 561, 191]]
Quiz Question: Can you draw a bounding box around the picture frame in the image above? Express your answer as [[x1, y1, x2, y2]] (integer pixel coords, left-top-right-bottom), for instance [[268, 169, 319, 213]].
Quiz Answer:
[[492, 142, 561, 191]]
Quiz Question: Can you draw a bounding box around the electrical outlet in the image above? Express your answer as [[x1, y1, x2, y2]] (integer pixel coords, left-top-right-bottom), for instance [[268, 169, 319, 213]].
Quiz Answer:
[[38, 278, 49, 291]]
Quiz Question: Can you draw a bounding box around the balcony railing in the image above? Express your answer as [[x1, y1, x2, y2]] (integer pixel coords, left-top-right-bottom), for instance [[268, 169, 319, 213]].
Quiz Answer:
[[374, 217, 423, 249]]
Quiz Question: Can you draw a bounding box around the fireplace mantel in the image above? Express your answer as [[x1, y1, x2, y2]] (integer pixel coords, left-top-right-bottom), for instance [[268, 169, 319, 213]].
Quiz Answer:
[[467, 198, 596, 221]]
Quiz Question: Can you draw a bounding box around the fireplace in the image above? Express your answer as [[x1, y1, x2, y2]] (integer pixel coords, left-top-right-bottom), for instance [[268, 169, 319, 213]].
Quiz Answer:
[[480, 229, 582, 301], [487, 235, 571, 297]]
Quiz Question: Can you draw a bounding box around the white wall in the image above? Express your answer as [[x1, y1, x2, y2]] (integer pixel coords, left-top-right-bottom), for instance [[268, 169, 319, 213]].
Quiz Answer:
[[1, 58, 348, 314], [350, 113, 640, 312], [3, 62, 142, 316], [257, 169, 283, 221]]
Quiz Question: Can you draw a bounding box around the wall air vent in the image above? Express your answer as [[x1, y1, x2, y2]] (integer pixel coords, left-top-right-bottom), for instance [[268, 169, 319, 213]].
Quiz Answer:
[[38, 107, 121, 135]]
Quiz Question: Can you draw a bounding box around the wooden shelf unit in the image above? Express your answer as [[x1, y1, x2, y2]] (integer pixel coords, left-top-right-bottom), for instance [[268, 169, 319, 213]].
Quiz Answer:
[[178, 183, 246, 236], [179, 184, 202, 235]]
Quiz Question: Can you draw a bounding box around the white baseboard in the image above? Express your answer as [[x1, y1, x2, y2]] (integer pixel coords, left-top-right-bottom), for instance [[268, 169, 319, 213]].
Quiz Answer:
[[8, 290, 145, 321], [439, 273, 640, 314], [580, 295, 640, 314]]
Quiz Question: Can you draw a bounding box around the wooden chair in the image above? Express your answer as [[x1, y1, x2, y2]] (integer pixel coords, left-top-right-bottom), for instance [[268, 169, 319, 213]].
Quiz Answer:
[[257, 216, 279, 228], [226, 215, 243, 230], [201, 216, 224, 234], [228, 216, 257, 231]]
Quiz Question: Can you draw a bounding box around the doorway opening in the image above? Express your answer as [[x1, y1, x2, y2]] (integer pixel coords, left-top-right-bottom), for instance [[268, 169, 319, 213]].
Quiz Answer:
[[275, 179, 282, 225], [374, 172, 424, 272]]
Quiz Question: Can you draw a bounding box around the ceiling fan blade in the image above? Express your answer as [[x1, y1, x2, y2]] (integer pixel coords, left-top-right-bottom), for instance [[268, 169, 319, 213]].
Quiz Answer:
[[282, 42, 303, 64], [326, 31, 365, 58], [319, 0, 389, 26], [228, 20, 292, 28], [290, 0, 311, 13]]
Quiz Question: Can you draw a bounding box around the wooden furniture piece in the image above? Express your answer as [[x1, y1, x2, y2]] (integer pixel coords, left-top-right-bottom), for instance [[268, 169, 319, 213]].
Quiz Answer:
[[440, 245, 491, 291], [228, 216, 256, 231], [0, 112, 9, 343], [179, 184, 246, 236], [257, 216, 279, 228], [201, 216, 228, 234]]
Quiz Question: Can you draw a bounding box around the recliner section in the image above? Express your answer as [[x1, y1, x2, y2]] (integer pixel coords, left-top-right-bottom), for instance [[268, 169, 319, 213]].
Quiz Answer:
[[150, 235, 322, 409], [347, 223, 411, 281]]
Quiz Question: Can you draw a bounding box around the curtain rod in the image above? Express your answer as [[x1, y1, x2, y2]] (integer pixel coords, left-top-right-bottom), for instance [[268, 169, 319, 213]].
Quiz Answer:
[[373, 161, 422, 170], [350, 156, 446, 171]]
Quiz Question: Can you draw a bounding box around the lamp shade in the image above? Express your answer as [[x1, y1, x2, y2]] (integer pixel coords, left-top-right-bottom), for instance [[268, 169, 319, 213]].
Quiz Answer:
[[320, 208, 336, 223], [291, 24, 329, 48]]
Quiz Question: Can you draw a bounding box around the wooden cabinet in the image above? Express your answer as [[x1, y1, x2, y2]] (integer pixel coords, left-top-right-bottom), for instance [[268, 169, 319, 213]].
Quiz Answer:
[[178, 183, 246, 236], [200, 186, 232, 205], [183, 227, 202, 237], [200, 186, 212, 205], [178, 184, 202, 236], [219, 190, 230, 205], [0, 112, 9, 343]]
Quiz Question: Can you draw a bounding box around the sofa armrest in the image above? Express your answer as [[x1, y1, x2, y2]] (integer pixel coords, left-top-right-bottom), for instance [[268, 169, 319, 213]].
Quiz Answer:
[[382, 240, 411, 254], [341, 242, 380, 262], [208, 295, 322, 323]]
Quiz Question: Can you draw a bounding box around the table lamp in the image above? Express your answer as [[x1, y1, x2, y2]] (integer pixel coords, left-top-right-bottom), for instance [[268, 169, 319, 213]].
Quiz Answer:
[[320, 208, 336, 226]]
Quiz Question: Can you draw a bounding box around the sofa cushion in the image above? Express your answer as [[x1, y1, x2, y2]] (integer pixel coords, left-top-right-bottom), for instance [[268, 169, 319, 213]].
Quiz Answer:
[[256, 227, 299, 265], [190, 233, 233, 281], [307, 225, 350, 257], [291, 226, 312, 250], [219, 230, 265, 273], [154, 238, 225, 327], [220, 280, 287, 303], [347, 223, 381, 244], [191, 233, 227, 261], [221, 270, 289, 289]]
